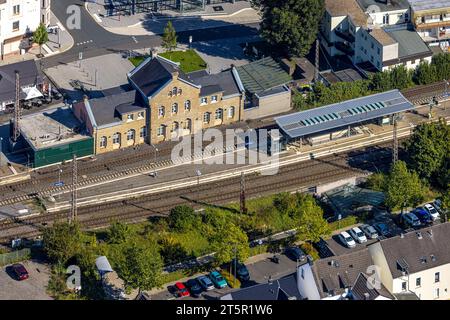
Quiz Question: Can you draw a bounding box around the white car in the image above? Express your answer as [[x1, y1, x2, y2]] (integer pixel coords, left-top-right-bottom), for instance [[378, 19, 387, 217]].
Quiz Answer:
[[349, 227, 368, 243], [424, 203, 440, 221], [339, 231, 356, 248]]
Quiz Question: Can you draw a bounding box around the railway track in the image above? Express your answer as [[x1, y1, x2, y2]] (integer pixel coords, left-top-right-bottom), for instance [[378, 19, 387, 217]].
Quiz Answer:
[[0, 144, 395, 242]]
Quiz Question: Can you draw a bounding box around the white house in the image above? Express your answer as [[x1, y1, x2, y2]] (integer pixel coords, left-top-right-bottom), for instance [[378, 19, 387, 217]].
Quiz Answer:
[[0, 0, 50, 59], [368, 222, 450, 300], [321, 0, 432, 72]]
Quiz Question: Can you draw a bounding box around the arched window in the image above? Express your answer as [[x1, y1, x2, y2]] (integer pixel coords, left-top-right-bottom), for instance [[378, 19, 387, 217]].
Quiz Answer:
[[112, 132, 121, 145], [127, 129, 135, 141], [178, 88, 182, 95], [100, 136, 107, 148], [215, 108, 223, 120], [172, 87, 178, 95], [139, 126, 146, 138], [172, 103, 178, 114], [158, 106, 165, 117], [157, 125, 166, 136], [184, 100, 191, 111], [203, 112, 210, 123], [172, 121, 179, 132], [228, 106, 235, 118], [185, 118, 192, 132]]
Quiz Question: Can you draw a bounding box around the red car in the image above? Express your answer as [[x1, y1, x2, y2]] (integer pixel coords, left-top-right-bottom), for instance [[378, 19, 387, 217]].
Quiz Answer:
[[11, 263, 29, 281], [174, 282, 190, 297]]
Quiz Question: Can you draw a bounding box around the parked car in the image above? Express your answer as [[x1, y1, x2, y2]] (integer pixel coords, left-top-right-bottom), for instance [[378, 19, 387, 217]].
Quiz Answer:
[[174, 282, 189, 297], [412, 208, 432, 224], [209, 271, 228, 289], [197, 275, 214, 291], [349, 227, 368, 243], [403, 212, 422, 228], [360, 224, 379, 239], [433, 199, 443, 213], [11, 263, 29, 281], [339, 231, 356, 248], [373, 223, 390, 237], [285, 246, 306, 262], [229, 259, 250, 282], [185, 279, 203, 298], [424, 203, 440, 221]]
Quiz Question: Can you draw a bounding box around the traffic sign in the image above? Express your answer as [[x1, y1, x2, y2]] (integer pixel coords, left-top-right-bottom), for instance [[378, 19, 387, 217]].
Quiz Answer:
[[54, 181, 64, 187]]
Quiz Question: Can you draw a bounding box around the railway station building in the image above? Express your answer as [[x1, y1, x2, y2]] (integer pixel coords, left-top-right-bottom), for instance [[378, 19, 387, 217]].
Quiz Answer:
[[274, 90, 414, 152], [20, 106, 94, 168], [72, 91, 147, 155], [128, 54, 244, 144]]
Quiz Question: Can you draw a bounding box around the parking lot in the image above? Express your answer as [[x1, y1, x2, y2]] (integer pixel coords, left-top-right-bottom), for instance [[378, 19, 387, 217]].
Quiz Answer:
[[324, 202, 444, 256], [0, 260, 52, 300], [150, 252, 298, 300]]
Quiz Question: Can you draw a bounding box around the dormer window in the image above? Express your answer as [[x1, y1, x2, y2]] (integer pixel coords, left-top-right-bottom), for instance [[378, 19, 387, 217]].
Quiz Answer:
[[137, 111, 144, 119], [211, 95, 218, 103], [201, 97, 207, 105], [127, 114, 134, 121]]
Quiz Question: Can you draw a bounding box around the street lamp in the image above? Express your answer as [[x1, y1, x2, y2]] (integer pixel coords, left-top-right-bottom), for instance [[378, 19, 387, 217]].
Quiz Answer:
[[195, 169, 201, 202], [0, 137, 3, 167]]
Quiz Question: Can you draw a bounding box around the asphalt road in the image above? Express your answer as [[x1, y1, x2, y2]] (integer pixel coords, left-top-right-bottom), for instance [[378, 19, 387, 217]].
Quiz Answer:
[[43, 0, 259, 68]]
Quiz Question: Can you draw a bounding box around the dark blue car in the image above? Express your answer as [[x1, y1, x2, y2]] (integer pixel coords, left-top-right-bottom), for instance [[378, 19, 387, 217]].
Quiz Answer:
[[412, 208, 432, 224]]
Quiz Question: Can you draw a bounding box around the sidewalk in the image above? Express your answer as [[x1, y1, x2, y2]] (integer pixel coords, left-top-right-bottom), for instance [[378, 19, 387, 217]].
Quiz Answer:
[[0, 12, 74, 66], [86, 0, 260, 36]]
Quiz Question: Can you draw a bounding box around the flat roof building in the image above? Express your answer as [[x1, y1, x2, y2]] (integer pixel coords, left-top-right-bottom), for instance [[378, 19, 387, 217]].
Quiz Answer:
[[20, 107, 94, 167]]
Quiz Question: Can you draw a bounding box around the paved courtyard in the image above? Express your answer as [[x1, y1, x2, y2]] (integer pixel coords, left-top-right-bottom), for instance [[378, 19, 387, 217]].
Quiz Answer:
[[44, 53, 135, 102], [0, 260, 52, 300]]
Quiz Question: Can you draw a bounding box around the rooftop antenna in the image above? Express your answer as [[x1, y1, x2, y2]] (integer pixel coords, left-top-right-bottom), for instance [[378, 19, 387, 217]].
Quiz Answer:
[[240, 171, 247, 214], [70, 153, 78, 223], [392, 114, 398, 165], [12, 71, 21, 143]]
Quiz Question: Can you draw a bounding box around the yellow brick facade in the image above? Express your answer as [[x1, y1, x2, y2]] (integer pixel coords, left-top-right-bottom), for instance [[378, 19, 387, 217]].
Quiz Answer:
[[94, 111, 147, 155], [148, 72, 244, 144]]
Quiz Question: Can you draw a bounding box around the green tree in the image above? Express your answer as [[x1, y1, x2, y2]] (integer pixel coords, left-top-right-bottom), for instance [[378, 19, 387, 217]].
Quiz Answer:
[[442, 186, 450, 213], [211, 222, 249, 265], [252, 0, 325, 57], [296, 194, 330, 242], [33, 23, 49, 58], [404, 121, 450, 184], [365, 173, 386, 192], [414, 61, 438, 85], [385, 161, 425, 212], [273, 192, 298, 216], [42, 221, 82, 265], [162, 21, 177, 53], [116, 241, 163, 294], [168, 205, 200, 232], [107, 221, 133, 244]]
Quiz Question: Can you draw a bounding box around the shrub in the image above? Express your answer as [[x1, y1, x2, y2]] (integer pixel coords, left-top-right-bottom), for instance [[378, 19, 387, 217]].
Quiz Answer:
[[220, 269, 241, 289], [328, 216, 358, 232], [300, 242, 320, 261]]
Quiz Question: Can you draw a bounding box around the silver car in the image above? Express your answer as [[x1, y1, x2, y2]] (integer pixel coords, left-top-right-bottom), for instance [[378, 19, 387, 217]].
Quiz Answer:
[[360, 224, 379, 239]]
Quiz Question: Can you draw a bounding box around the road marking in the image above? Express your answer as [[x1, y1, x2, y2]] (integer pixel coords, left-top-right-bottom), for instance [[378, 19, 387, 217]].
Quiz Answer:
[[56, 22, 66, 32], [76, 40, 93, 46], [132, 36, 138, 43]]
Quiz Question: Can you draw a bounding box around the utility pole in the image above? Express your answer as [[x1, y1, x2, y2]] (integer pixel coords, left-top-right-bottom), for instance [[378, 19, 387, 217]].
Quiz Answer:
[[70, 154, 78, 223], [11, 71, 21, 143], [240, 172, 247, 214], [392, 114, 398, 165], [314, 39, 320, 83]]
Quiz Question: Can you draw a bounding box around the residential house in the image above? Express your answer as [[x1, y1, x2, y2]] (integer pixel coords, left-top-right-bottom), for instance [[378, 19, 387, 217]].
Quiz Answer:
[[321, 0, 432, 72], [0, 0, 50, 58], [221, 273, 302, 300], [408, 0, 450, 44], [368, 222, 450, 300], [72, 90, 147, 155], [296, 249, 393, 300], [128, 55, 244, 145]]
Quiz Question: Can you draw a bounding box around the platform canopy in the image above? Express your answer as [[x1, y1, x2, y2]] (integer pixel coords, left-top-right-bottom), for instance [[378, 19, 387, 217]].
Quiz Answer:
[[275, 89, 414, 139]]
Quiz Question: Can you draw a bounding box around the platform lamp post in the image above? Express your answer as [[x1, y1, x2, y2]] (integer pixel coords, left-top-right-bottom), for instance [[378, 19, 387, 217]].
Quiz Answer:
[[445, 80, 449, 110], [0, 137, 3, 167], [195, 169, 201, 202], [58, 165, 62, 200], [153, 146, 158, 176]]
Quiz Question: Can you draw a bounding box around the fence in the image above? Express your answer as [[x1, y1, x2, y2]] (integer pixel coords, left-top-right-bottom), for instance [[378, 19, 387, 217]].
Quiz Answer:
[[0, 248, 31, 266]]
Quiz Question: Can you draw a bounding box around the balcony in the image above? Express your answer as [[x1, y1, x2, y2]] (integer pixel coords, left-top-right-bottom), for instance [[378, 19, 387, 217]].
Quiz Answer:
[[335, 29, 355, 43], [334, 41, 354, 56]]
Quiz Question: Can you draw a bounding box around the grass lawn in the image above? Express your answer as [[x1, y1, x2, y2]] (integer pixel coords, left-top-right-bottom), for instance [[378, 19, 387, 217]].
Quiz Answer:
[[128, 50, 207, 73], [159, 50, 207, 73]]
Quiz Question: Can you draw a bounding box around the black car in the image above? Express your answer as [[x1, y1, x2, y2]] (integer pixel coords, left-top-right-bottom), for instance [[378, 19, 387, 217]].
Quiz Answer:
[[185, 279, 203, 298], [285, 246, 306, 262], [230, 259, 250, 282]]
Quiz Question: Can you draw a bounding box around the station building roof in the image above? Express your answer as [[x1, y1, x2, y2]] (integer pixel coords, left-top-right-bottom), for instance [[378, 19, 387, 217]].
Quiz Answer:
[[274, 89, 413, 139]]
